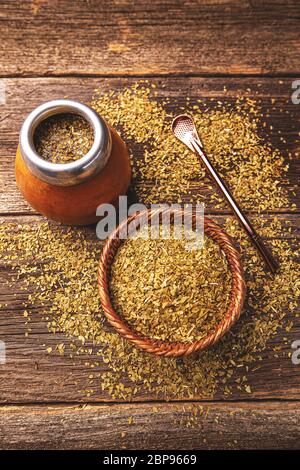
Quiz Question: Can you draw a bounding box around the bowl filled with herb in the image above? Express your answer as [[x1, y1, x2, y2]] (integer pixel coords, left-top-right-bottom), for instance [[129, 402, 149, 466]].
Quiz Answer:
[[98, 207, 246, 357]]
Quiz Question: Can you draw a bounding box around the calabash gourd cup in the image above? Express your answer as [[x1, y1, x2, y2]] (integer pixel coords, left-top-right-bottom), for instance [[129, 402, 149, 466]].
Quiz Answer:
[[15, 99, 131, 225], [98, 207, 246, 357]]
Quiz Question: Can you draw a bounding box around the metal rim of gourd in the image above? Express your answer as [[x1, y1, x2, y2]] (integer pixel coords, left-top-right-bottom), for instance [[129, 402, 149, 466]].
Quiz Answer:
[[19, 99, 112, 187]]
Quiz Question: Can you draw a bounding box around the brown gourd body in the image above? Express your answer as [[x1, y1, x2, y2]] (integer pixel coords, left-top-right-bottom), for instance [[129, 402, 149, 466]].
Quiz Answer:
[[15, 127, 131, 225]]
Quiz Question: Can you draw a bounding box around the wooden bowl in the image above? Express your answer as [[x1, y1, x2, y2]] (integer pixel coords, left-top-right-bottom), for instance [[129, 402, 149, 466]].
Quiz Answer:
[[98, 208, 246, 357]]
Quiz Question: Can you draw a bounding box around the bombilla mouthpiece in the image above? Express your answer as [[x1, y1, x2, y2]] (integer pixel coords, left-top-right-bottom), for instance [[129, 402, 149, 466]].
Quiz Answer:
[[171, 114, 203, 151]]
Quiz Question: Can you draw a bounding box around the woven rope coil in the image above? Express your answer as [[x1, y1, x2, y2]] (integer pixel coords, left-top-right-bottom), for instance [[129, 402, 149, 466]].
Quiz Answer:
[[98, 208, 246, 357]]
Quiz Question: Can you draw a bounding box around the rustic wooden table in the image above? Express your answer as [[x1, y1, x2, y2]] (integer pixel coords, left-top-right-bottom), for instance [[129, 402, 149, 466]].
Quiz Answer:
[[0, 0, 299, 450]]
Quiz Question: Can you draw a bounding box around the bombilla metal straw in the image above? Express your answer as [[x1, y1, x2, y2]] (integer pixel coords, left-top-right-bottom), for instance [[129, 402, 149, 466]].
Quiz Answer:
[[171, 114, 279, 274]]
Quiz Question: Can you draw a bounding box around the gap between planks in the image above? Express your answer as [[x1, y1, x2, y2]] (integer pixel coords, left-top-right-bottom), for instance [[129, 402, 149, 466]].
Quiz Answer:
[[1, 73, 300, 79], [2, 398, 300, 407]]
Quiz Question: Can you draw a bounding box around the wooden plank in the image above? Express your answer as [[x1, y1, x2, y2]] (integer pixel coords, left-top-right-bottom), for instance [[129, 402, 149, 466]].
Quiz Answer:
[[0, 402, 300, 450], [0, 1, 300, 76], [0, 77, 299, 214], [0, 214, 299, 403]]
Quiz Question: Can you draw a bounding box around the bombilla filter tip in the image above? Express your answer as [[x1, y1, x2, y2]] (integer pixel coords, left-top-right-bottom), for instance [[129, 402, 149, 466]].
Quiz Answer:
[[171, 114, 203, 151], [171, 114, 194, 134]]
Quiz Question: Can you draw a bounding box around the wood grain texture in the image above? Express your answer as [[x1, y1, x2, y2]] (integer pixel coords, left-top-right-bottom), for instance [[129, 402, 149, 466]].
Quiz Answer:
[[0, 402, 300, 450], [0, 214, 299, 403], [0, 77, 299, 214], [0, 0, 300, 77], [0, 0, 300, 449]]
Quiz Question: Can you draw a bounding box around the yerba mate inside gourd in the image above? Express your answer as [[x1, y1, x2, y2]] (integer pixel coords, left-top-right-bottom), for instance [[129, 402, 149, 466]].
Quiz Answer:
[[34, 113, 94, 164]]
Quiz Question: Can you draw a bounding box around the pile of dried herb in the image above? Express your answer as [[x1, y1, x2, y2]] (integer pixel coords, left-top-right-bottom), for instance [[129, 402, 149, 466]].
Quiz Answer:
[[34, 112, 94, 163], [0, 216, 298, 401], [92, 83, 293, 212], [0, 81, 299, 404], [110, 227, 231, 343]]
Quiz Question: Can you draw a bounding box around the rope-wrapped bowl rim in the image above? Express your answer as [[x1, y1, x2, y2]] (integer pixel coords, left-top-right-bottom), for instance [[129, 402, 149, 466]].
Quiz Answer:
[[98, 207, 246, 357]]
